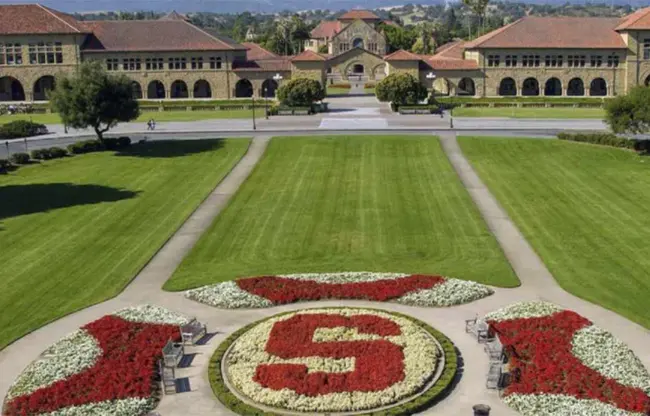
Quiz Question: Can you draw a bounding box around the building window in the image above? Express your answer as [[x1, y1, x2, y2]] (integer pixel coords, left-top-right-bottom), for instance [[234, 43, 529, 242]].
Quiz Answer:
[[567, 55, 586, 67], [607, 55, 619, 67], [145, 57, 164, 70], [168, 57, 186, 70], [505, 55, 517, 67], [339, 43, 350, 52], [644, 39, 650, 60], [545, 55, 562, 67], [591, 55, 603, 67], [521, 55, 539, 67], [106, 58, 119, 71], [191, 57, 203, 70], [122, 58, 141, 71], [487, 55, 500, 67], [210, 57, 222, 69], [0, 43, 23, 65]]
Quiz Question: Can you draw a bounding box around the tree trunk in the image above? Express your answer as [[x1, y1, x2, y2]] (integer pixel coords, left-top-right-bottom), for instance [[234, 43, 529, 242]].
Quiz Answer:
[[94, 126, 104, 143]]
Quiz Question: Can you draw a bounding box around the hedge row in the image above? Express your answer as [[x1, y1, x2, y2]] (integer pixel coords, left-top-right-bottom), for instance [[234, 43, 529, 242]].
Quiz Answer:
[[67, 137, 131, 154], [437, 96, 610, 104], [328, 83, 351, 89], [557, 132, 650, 153], [208, 308, 458, 416], [0, 120, 48, 140]]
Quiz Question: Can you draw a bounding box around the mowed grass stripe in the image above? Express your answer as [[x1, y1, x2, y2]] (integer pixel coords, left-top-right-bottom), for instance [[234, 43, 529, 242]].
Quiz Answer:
[[0, 139, 250, 349], [458, 137, 650, 328], [165, 136, 518, 290]]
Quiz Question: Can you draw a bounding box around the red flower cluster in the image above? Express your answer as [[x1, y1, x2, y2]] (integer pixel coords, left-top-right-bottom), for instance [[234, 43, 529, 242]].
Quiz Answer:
[[237, 274, 445, 304], [254, 313, 405, 396], [5, 316, 180, 416], [489, 311, 650, 413]]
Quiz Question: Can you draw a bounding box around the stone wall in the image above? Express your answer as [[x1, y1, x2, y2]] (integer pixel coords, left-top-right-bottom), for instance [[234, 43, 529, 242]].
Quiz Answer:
[[331, 20, 386, 56], [327, 49, 386, 81], [291, 62, 326, 87]]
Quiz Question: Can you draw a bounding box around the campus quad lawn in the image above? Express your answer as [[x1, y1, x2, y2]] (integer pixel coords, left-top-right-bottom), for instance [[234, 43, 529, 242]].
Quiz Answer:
[[0, 138, 250, 349], [459, 137, 650, 328], [0, 109, 253, 125], [165, 135, 518, 291], [326, 87, 351, 96], [452, 107, 605, 119]]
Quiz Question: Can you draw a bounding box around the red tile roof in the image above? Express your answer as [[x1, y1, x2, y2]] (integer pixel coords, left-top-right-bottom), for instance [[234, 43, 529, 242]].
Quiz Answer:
[[338, 10, 380, 21], [421, 41, 478, 70], [233, 58, 291, 72], [616, 7, 650, 30], [382, 20, 399, 27], [465, 16, 626, 49], [242, 42, 278, 60], [384, 49, 421, 61], [81, 20, 242, 52], [0, 4, 87, 34], [159, 10, 190, 22], [291, 49, 328, 62], [310, 21, 342, 39]]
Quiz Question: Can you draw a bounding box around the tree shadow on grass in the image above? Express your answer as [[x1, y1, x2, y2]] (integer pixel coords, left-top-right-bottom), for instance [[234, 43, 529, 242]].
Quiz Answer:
[[114, 139, 225, 158], [0, 183, 139, 220]]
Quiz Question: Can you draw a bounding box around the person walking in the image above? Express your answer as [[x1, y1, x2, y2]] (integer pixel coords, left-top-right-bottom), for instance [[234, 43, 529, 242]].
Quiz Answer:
[[147, 119, 153, 131], [151, 118, 156, 131]]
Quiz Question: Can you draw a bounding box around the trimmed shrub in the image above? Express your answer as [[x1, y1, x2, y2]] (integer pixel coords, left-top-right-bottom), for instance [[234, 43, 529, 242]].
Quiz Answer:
[[103, 138, 120, 150], [328, 83, 351, 89], [277, 78, 325, 107], [0, 158, 10, 174], [557, 132, 650, 153], [117, 136, 131, 147], [30, 148, 51, 160], [0, 120, 47, 140], [48, 147, 67, 159], [67, 143, 83, 155], [9, 152, 30, 164], [66, 139, 104, 155]]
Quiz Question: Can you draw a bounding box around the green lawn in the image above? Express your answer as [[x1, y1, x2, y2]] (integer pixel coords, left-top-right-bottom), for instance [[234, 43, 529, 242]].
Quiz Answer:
[[459, 137, 650, 328], [165, 135, 518, 291], [0, 109, 253, 125], [0, 139, 250, 349], [326, 88, 351, 96], [453, 107, 604, 119]]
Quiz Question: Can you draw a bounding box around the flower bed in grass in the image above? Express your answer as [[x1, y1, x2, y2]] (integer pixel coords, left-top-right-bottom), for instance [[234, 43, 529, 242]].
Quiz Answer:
[[3, 305, 191, 416], [186, 272, 493, 308], [485, 301, 650, 416], [211, 308, 458, 415]]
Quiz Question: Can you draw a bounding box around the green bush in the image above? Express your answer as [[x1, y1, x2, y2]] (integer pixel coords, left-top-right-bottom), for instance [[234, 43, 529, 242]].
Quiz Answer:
[[30, 148, 51, 160], [557, 132, 635, 149], [328, 83, 351, 89], [277, 78, 325, 107], [67, 143, 82, 155], [103, 137, 132, 150], [0, 120, 47, 140], [48, 147, 67, 159], [0, 158, 10, 174], [376, 73, 428, 108], [66, 139, 104, 155], [9, 152, 30, 164], [117, 136, 131, 147]]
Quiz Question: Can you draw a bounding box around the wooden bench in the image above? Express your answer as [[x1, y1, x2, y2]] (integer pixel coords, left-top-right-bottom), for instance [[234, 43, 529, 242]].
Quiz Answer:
[[162, 339, 184, 368], [158, 359, 176, 395], [180, 319, 207, 345]]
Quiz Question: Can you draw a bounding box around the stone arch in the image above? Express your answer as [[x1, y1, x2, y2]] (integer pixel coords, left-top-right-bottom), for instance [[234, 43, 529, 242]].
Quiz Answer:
[[372, 64, 386, 81], [352, 37, 364, 49], [235, 79, 253, 98], [590, 78, 607, 96], [522, 78, 539, 96], [33, 75, 55, 101], [0, 76, 25, 101], [432, 77, 450, 96], [567, 78, 585, 96], [131, 81, 143, 99], [457, 78, 475, 96], [193, 80, 212, 98], [498, 77, 516, 96], [261, 79, 278, 98], [147, 80, 165, 99], [170, 80, 188, 99], [544, 78, 562, 96]]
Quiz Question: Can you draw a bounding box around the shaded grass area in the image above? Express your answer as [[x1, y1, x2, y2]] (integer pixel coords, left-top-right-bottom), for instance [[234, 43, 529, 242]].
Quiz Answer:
[[326, 88, 351, 96], [0, 138, 250, 349], [453, 107, 604, 119], [166, 135, 518, 290], [459, 137, 650, 328]]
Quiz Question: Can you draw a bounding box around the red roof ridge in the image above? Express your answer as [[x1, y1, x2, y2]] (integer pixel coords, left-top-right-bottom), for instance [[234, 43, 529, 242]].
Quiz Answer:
[[291, 49, 328, 61], [384, 49, 421, 61], [181, 19, 237, 50], [465, 18, 525, 49], [616, 7, 650, 30], [37, 4, 82, 33]]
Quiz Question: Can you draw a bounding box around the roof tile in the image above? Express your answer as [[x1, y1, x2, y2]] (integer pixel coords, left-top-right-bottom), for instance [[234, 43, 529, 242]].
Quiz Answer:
[[242, 42, 278, 60], [616, 7, 650, 30], [339, 10, 380, 20], [310, 21, 342, 39], [290, 49, 328, 62], [0, 4, 86, 34], [384, 49, 421, 61]]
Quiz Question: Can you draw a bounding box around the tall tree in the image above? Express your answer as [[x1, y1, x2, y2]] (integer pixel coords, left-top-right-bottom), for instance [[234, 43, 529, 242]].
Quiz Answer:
[[605, 86, 650, 134], [49, 61, 139, 142]]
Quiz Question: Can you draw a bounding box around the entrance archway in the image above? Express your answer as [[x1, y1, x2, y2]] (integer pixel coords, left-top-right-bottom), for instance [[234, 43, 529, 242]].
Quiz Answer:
[[193, 80, 212, 98], [0, 77, 25, 101], [457, 78, 475, 96], [522, 78, 539, 96], [567, 78, 585, 96], [235, 79, 253, 98], [261, 79, 278, 97], [498, 78, 516, 96], [544, 78, 561, 96], [432, 78, 450, 96], [33, 76, 55, 101], [590, 78, 607, 96], [147, 80, 165, 99], [131, 81, 143, 99], [352, 64, 364, 74], [170, 80, 188, 99]]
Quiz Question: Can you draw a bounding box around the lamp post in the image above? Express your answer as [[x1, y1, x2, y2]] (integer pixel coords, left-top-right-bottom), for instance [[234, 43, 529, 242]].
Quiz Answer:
[[251, 93, 256, 131], [264, 87, 269, 120], [272, 73, 283, 116]]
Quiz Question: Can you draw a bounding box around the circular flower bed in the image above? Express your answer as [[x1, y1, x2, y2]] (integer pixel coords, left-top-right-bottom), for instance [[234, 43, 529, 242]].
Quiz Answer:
[[210, 307, 458, 415], [3, 305, 191, 416], [485, 301, 650, 416], [187, 272, 493, 308]]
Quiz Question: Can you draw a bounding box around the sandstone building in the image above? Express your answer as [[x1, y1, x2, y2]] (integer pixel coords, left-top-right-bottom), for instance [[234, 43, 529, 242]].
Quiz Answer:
[[3, 4, 650, 102]]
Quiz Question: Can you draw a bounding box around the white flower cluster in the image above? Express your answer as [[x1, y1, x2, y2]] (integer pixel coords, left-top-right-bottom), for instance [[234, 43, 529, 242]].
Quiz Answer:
[[395, 278, 494, 307], [6, 330, 101, 400], [114, 304, 192, 325], [185, 272, 493, 308], [41, 397, 155, 416], [484, 300, 563, 322], [572, 325, 650, 395], [503, 393, 647, 416], [225, 308, 440, 412]]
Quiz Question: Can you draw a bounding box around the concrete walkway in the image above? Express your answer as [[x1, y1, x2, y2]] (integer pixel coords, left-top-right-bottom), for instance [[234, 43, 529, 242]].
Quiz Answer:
[[1, 132, 649, 416]]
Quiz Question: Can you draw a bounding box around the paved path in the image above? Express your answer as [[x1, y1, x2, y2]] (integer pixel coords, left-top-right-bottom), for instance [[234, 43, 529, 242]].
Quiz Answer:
[[1, 132, 649, 416]]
